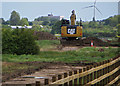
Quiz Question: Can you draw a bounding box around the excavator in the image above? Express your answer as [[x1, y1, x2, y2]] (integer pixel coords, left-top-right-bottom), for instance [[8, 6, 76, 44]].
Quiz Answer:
[[60, 10, 83, 46]]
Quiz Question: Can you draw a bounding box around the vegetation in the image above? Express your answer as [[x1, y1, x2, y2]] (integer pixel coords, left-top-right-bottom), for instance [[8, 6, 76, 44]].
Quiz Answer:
[[2, 47, 118, 63], [19, 18, 29, 26], [10, 10, 20, 25], [2, 28, 39, 55], [36, 40, 60, 49]]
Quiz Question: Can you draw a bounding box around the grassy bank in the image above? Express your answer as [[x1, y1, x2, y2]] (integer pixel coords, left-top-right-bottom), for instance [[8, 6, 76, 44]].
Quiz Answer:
[[36, 40, 60, 50], [2, 47, 118, 63]]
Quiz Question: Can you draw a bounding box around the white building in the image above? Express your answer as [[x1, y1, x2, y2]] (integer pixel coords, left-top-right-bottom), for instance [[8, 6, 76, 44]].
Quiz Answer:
[[42, 13, 64, 20], [10, 25, 32, 29]]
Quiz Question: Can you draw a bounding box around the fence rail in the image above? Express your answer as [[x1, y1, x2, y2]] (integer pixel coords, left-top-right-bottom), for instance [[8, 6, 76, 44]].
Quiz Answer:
[[42, 56, 120, 86]]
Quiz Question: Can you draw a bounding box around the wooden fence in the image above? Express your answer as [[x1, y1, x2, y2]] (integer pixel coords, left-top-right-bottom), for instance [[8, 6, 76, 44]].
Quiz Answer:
[[34, 56, 120, 86]]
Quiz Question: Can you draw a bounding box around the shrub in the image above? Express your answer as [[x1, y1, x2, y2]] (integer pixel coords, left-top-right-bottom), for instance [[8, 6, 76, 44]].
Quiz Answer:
[[2, 28, 39, 55]]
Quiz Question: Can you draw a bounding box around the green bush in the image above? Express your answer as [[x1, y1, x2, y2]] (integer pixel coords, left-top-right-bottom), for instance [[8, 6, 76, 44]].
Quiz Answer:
[[2, 28, 39, 55]]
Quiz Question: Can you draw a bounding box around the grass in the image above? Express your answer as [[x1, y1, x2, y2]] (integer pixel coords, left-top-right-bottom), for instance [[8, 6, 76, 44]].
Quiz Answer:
[[2, 40, 119, 80], [2, 47, 118, 63], [2, 63, 32, 74], [36, 40, 60, 49]]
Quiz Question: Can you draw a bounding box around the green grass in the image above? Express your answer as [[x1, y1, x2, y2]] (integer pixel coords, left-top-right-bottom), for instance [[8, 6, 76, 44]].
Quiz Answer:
[[36, 40, 60, 49], [2, 47, 118, 63], [2, 63, 32, 74]]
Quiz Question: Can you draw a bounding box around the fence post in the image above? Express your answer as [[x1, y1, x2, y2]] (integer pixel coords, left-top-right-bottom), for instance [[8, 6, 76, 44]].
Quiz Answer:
[[69, 71, 73, 86], [36, 81, 40, 86], [26, 84, 31, 86], [74, 70, 78, 86], [83, 68, 87, 85], [44, 79, 49, 85], [58, 74, 62, 86], [87, 66, 90, 83], [93, 64, 97, 80], [64, 72, 68, 86], [52, 76, 56, 82], [79, 69, 83, 85]]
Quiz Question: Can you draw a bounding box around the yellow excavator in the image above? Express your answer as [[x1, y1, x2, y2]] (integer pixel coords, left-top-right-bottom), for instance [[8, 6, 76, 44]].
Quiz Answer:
[[60, 10, 83, 46]]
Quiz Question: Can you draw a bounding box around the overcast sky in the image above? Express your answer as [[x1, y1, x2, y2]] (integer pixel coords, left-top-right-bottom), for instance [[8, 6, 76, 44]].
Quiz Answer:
[[1, 1, 119, 21]]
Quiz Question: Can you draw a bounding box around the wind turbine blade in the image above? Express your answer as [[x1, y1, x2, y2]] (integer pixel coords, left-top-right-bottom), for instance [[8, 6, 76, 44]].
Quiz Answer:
[[95, 6, 102, 15], [82, 5, 94, 9], [94, 0, 97, 6]]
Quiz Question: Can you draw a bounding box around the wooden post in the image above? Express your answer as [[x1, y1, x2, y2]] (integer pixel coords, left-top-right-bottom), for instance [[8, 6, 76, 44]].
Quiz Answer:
[[105, 77, 107, 85], [74, 70, 78, 86], [64, 72, 68, 86], [97, 70, 99, 78], [83, 76, 86, 85], [26, 84, 31, 86], [84, 68, 87, 85], [52, 76, 56, 82], [87, 66, 90, 83], [69, 71, 73, 86], [58, 74, 62, 86], [100, 69, 102, 77], [36, 81, 40, 86], [83, 68, 86, 72], [93, 64, 97, 80], [79, 69, 82, 85], [44, 79, 49, 85], [94, 71, 97, 79]]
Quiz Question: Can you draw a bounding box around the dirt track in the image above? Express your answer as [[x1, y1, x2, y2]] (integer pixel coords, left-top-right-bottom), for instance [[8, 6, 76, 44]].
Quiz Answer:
[[2, 62, 86, 85]]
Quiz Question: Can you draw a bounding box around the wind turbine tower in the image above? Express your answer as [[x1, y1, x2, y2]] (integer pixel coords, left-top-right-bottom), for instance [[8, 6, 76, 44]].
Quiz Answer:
[[83, 0, 102, 21]]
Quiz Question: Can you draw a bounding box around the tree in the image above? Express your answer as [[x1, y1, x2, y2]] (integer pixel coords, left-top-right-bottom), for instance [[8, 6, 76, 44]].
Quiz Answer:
[[0, 18, 5, 24], [42, 21, 49, 25], [51, 20, 62, 34], [88, 21, 98, 28], [29, 21, 33, 26], [10, 10, 20, 25], [20, 18, 29, 26], [32, 25, 41, 31], [2, 28, 39, 55], [103, 15, 119, 27]]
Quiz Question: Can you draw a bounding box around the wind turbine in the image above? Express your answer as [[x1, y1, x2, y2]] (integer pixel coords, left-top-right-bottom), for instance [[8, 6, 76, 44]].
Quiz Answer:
[[83, 0, 102, 21]]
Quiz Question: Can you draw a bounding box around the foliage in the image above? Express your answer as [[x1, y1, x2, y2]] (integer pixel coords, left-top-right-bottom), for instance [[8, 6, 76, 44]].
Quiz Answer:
[[51, 20, 62, 34], [34, 16, 59, 26], [2, 47, 118, 63], [103, 15, 120, 27], [42, 21, 50, 25], [2, 28, 39, 55], [20, 18, 29, 26], [10, 10, 20, 25], [0, 18, 5, 24], [36, 40, 60, 49], [32, 21, 43, 25], [29, 21, 33, 26]]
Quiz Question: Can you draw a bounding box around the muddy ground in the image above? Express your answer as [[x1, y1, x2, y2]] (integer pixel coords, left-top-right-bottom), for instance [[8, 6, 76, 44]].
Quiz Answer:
[[2, 61, 96, 85], [2, 60, 94, 83]]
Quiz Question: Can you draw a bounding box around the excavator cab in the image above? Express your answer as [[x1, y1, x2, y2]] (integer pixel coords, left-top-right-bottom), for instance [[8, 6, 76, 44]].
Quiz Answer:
[[60, 10, 83, 46]]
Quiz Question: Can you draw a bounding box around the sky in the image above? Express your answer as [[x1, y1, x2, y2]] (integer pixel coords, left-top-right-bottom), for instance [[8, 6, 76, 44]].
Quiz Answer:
[[1, 1, 119, 21]]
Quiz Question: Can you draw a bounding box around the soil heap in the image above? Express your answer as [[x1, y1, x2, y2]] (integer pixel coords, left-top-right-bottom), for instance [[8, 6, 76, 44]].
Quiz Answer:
[[34, 31, 57, 40]]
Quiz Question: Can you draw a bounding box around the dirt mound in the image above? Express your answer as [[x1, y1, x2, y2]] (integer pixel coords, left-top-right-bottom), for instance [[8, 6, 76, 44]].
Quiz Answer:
[[82, 37, 109, 46], [61, 37, 109, 46], [34, 31, 57, 40]]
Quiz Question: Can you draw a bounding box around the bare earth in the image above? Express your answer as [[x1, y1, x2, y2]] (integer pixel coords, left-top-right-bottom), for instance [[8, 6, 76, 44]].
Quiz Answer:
[[2, 63, 85, 85]]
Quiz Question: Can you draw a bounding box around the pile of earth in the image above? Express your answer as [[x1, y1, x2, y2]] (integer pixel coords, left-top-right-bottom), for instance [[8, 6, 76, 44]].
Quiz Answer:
[[61, 37, 109, 46], [33, 31, 57, 40], [82, 37, 109, 46]]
